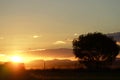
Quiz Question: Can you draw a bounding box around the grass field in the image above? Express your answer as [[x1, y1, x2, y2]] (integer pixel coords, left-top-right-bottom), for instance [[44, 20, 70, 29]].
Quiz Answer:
[[1, 66, 120, 80], [27, 69, 120, 80]]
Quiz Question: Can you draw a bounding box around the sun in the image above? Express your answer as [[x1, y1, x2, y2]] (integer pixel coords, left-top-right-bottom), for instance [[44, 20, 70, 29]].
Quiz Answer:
[[10, 56, 23, 63]]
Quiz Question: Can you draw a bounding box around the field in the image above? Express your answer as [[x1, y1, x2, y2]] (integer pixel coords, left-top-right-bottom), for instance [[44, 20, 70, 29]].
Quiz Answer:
[[0, 69, 120, 80], [27, 69, 120, 80], [1, 63, 120, 80]]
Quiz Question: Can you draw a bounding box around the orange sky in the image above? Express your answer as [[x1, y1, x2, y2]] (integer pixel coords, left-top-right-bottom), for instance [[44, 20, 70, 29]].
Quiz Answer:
[[0, 0, 120, 63]]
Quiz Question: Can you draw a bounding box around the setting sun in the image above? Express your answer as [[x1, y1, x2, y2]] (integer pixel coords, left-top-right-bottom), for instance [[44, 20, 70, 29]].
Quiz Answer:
[[10, 56, 23, 63]]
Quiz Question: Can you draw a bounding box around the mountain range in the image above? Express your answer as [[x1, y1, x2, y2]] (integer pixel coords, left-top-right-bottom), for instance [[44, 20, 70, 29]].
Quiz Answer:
[[25, 59, 80, 69]]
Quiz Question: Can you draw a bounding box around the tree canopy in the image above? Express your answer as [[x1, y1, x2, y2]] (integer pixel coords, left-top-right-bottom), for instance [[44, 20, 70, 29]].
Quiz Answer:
[[73, 32, 119, 69]]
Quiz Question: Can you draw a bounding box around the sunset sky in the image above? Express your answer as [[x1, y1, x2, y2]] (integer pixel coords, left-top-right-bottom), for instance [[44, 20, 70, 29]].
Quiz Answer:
[[0, 0, 120, 62]]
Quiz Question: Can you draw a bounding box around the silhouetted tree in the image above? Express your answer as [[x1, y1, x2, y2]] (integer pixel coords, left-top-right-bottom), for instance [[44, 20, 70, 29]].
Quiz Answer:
[[73, 32, 119, 69]]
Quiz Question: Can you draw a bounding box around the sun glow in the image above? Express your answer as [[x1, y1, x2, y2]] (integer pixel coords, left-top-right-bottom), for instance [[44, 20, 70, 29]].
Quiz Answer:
[[10, 56, 23, 63]]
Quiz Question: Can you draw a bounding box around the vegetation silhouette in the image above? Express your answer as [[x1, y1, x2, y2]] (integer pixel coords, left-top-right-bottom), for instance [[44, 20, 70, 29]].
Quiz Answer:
[[73, 32, 119, 69], [0, 62, 39, 80]]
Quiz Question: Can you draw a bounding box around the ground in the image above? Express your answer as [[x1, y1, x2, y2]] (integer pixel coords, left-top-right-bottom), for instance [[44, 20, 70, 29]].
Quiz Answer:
[[27, 69, 120, 80]]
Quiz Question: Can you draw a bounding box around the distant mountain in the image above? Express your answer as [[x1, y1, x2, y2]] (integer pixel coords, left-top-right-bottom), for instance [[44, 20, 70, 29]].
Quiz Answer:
[[25, 59, 80, 69], [25, 58, 120, 69], [107, 32, 120, 41]]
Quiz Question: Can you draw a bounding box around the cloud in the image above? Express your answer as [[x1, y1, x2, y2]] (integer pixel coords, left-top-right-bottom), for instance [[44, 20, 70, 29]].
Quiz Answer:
[[74, 33, 78, 36], [33, 35, 42, 38], [27, 49, 46, 52], [53, 41, 66, 45]]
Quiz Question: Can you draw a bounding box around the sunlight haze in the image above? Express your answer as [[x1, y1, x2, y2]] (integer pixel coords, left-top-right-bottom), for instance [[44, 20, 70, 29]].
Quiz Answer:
[[0, 0, 120, 63]]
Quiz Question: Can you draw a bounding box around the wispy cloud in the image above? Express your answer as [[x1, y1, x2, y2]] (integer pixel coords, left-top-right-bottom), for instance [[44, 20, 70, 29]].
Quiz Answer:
[[33, 35, 42, 39], [33, 35, 40, 39], [53, 41, 66, 45], [74, 33, 78, 36], [22, 49, 46, 52]]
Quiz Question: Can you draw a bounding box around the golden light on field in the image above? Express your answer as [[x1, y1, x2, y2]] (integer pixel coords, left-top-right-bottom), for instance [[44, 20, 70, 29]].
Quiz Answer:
[[10, 56, 23, 63]]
